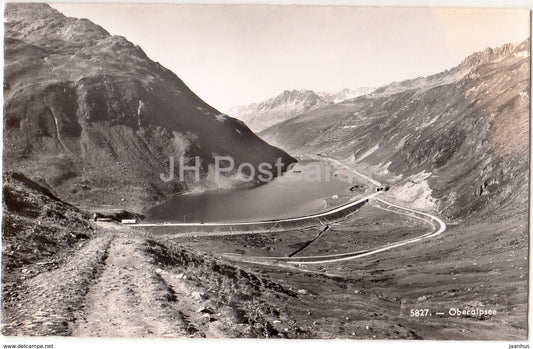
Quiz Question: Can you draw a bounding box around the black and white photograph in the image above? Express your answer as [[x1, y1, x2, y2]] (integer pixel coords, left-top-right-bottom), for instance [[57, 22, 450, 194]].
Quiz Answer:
[[1, 0, 531, 345]]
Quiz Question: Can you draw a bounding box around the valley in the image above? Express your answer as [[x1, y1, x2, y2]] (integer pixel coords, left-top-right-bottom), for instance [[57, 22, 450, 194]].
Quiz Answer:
[[3, 155, 526, 339]]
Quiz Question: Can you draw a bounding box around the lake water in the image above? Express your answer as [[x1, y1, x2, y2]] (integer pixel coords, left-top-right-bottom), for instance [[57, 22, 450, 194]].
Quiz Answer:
[[144, 160, 357, 223]]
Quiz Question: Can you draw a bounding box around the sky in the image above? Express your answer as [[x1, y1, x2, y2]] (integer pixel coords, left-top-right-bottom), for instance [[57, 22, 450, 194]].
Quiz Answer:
[[51, 3, 530, 111]]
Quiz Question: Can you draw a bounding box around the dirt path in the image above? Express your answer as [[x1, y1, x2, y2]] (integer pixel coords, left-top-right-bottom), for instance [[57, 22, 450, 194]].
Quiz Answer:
[[70, 223, 237, 338], [72, 234, 187, 337], [3, 220, 269, 337], [288, 225, 329, 257]]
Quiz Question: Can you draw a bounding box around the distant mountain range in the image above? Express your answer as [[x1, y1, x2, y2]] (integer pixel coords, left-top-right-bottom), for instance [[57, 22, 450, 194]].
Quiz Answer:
[[230, 43, 526, 134], [227, 87, 375, 132], [3, 3, 295, 210], [260, 39, 530, 220]]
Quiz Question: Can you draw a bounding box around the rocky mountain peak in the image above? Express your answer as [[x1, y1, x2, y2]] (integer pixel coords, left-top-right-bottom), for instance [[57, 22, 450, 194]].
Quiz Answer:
[[456, 41, 521, 70], [5, 3, 111, 53], [268, 89, 326, 109]]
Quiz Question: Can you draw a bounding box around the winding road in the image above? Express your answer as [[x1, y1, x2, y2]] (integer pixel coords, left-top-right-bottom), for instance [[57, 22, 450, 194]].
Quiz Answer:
[[221, 196, 446, 265], [132, 158, 447, 265], [285, 197, 446, 264]]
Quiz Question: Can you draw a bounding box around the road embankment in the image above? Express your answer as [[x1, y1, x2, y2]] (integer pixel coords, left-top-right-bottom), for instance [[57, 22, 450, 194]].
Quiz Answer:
[[130, 194, 377, 236]]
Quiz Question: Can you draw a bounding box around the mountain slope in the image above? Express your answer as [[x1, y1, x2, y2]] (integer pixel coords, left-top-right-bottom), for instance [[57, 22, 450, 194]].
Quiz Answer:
[[2, 172, 95, 279], [1, 172, 304, 338], [3, 3, 295, 210], [260, 40, 530, 221], [228, 87, 375, 132]]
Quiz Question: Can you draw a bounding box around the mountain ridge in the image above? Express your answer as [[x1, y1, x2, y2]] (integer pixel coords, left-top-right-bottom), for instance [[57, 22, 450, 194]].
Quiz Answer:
[[229, 41, 526, 134], [260, 39, 530, 221], [369, 40, 526, 97], [227, 87, 375, 132]]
